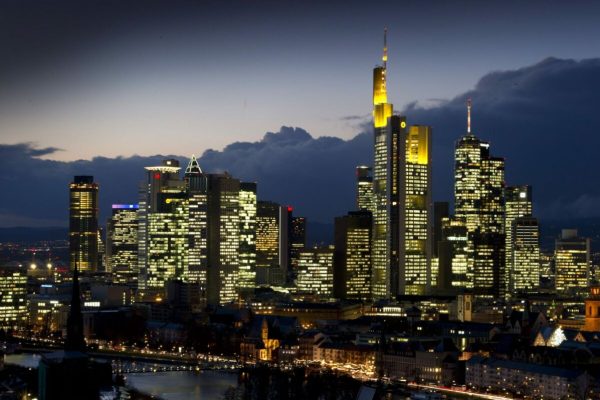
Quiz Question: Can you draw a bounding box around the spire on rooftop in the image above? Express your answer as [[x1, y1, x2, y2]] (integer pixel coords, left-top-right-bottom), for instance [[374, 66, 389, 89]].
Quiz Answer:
[[185, 154, 202, 176]]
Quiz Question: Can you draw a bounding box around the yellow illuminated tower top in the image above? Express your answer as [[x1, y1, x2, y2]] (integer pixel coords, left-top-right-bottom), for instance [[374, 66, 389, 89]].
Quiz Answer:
[[373, 28, 392, 128]]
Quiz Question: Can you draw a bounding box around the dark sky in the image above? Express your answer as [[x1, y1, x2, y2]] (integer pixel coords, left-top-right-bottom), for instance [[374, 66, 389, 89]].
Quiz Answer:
[[1, 1, 600, 227]]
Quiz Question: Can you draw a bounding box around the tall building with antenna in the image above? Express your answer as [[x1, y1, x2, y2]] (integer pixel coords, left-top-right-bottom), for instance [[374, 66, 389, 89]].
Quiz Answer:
[[371, 29, 394, 299], [454, 100, 506, 297]]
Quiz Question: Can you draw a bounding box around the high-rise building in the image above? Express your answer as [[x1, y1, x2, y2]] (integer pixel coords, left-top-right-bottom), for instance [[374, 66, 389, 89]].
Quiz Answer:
[[356, 166, 374, 212], [454, 100, 506, 297], [206, 173, 240, 305], [398, 124, 432, 295], [69, 176, 99, 273], [185, 155, 208, 287], [138, 159, 183, 288], [256, 201, 289, 286], [371, 30, 394, 299], [333, 211, 372, 301], [297, 247, 334, 298], [239, 182, 257, 291], [512, 216, 540, 291], [555, 229, 590, 296], [106, 204, 139, 284], [437, 217, 470, 291], [0, 265, 28, 330], [146, 190, 188, 290], [289, 215, 307, 271], [504, 186, 534, 293], [433, 202, 450, 258]]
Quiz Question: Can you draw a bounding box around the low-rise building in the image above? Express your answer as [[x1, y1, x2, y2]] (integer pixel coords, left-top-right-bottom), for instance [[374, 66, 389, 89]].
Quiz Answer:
[[466, 355, 588, 399]]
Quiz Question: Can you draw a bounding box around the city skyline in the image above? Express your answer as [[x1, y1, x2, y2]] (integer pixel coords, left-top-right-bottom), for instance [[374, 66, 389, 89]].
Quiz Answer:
[[2, 4, 600, 398]]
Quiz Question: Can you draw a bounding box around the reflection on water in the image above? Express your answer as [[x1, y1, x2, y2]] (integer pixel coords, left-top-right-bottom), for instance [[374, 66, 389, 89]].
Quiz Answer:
[[5, 353, 236, 400], [125, 370, 237, 400], [3, 353, 42, 368]]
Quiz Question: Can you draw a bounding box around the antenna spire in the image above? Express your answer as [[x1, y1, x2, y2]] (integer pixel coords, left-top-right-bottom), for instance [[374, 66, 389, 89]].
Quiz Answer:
[[382, 28, 388, 69], [467, 97, 472, 134]]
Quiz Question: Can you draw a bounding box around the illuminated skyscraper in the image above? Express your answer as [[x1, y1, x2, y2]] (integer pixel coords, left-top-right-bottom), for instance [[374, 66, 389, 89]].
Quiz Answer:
[[297, 247, 334, 298], [138, 159, 183, 288], [454, 100, 505, 297], [146, 190, 188, 290], [504, 186, 537, 293], [433, 202, 449, 259], [437, 217, 470, 291], [106, 204, 139, 284], [289, 215, 307, 272], [0, 266, 28, 330], [398, 124, 432, 295], [555, 229, 590, 296], [256, 201, 289, 286], [371, 30, 394, 299], [356, 166, 374, 212], [206, 173, 240, 305], [185, 155, 208, 288], [334, 211, 372, 301], [69, 176, 99, 273], [239, 182, 257, 291], [512, 216, 540, 291]]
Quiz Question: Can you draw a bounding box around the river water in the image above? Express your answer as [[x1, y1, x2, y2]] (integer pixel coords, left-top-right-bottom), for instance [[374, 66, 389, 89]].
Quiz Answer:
[[4, 353, 237, 400]]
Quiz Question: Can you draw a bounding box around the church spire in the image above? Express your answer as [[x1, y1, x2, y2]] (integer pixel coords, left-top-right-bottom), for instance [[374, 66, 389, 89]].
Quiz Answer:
[[65, 266, 86, 352]]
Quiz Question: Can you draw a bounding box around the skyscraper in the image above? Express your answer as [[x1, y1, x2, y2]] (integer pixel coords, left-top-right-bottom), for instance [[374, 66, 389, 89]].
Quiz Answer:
[[239, 182, 257, 291], [138, 159, 183, 289], [334, 211, 372, 301], [433, 202, 450, 259], [297, 247, 334, 298], [69, 176, 99, 273], [185, 155, 208, 287], [454, 100, 506, 297], [504, 186, 538, 293], [437, 217, 470, 291], [206, 173, 240, 305], [256, 201, 289, 286], [146, 190, 188, 290], [555, 229, 590, 297], [398, 124, 432, 295], [356, 165, 374, 213], [289, 215, 307, 272], [0, 265, 27, 330], [371, 30, 394, 299], [512, 216, 540, 291], [106, 204, 139, 284]]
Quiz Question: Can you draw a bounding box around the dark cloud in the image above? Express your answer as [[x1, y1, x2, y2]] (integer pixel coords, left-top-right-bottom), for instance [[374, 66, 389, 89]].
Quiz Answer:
[[199, 127, 372, 223], [0, 127, 372, 228], [1, 57, 599, 229], [405, 57, 600, 220], [340, 114, 370, 121]]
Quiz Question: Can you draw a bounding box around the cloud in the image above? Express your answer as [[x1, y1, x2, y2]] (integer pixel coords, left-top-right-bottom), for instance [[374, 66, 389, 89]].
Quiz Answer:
[[0, 127, 372, 228], [199, 127, 372, 222], [404, 57, 600, 220], [1, 57, 600, 230], [340, 114, 370, 121]]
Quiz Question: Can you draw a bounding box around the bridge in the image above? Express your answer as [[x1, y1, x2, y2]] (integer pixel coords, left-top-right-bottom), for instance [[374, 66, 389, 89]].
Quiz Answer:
[[16, 339, 241, 374]]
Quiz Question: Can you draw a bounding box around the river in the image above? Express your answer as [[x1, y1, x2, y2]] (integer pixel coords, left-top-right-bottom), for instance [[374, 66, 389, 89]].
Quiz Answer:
[[4, 353, 237, 400]]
